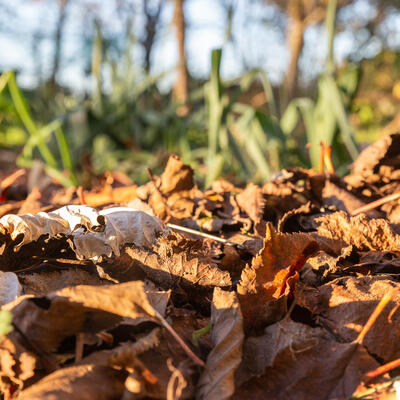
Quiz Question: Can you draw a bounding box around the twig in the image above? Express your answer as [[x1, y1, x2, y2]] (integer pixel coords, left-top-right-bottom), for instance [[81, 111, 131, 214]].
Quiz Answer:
[[153, 309, 205, 367], [351, 192, 400, 216], [1, 169, 25, 190], [167, 223, 243, 248], [355, 287, 398, 345], [363, 357, 400, 382]]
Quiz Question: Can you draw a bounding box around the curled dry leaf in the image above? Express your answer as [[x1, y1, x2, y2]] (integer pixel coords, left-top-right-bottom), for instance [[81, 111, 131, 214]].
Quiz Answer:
[[237, 223, 318, 330], [297, 276, 400, 362], [196, 288, 244, 400], [0, 205, 165, 262], [316, 211, 400, 251], [146, 155, 196, 222]]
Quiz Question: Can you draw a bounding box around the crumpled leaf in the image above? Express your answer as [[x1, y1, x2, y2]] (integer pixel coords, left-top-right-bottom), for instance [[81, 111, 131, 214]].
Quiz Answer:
[[143, 155, 197, 222], [233, 319, 379, 400], [297, 276, 400, 362], [0, 205, 165, 261], [316, 211, 400, 251], [0, 271, 21, 305], [196, 288, 244, 400], [237, 223, 318, 329]]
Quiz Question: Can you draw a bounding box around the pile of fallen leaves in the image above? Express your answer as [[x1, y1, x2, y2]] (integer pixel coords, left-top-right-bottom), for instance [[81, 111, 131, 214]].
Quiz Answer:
[[2, 134, 400, 399]]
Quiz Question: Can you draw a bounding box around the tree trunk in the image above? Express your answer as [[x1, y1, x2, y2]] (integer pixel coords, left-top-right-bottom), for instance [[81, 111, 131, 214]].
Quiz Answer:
[[173, 0, 189, 115], [284, 0, 305, 99], [50, 0, 69, 87]]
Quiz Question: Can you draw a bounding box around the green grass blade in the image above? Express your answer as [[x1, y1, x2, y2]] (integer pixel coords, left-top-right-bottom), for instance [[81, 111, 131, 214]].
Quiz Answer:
[[54, 126, 78, 186], [6, 71, 58, 168]]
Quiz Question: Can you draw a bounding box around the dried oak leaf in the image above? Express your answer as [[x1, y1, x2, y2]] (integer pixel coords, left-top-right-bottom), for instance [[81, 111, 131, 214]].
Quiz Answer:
[[196, 288, 244, 400], [315, 211, 400, 251], [233, 319, 378, 400], [237, 223, 318, 330], [297, 276, 400, 362]]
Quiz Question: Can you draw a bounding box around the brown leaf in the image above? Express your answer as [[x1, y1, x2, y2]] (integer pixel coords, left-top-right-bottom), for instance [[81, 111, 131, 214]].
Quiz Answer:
[[297, 276, 400, 362], [350, 132, 400, 180], [234, 320, 378, 400], [316, 211, 400, 251], [322, 181, 382, 218], [196, 288, 244, 400], [19, 364, 126, 400], [82, 185, 138, 207], [236, 183, 265, 227], [2, 281, 169, 385], [124, 231, 231, 289], [160, 155, 194, 196], [237, 223, 318, 330]]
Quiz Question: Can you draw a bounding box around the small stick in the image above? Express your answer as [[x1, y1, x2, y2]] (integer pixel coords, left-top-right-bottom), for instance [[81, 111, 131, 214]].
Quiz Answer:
[[363, 357, 400, 382], [355, 287, 398, 345], [1, 169, 25, 190], [351, 192, 400, 216], [167, 223, 243, 248], [153, 309, 205, 367]]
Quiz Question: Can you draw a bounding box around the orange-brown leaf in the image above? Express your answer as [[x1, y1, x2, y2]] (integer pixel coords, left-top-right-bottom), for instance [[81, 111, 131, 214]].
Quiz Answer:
[[237, 223, 318, 329]]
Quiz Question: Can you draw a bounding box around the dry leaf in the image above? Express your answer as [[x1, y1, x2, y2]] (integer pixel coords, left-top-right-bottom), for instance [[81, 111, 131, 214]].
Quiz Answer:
[[124, 231, 231, 289], [316, 211, 400, 251], [160, 155, 194, 195], [237, 223, 318, 329], [297, 276, 400, 362], [234, 320, 378, 400], [1, 281, 170, 386], [236, 183, 265, 228], [196, 288, 244, 400], [0, 205, 165, 262], [19, 364, 126, 400]]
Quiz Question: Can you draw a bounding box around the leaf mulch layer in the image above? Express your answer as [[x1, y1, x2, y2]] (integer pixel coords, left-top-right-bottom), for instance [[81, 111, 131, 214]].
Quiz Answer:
[[3, 135, 400, 399]]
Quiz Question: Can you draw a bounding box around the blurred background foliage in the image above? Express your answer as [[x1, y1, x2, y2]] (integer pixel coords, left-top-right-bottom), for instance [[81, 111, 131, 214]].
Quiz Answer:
[[1, 0, 400, 187]]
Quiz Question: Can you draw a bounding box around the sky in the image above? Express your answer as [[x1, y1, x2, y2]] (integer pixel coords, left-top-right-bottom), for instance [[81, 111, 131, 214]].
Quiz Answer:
[[0, 0, 399, 93]]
